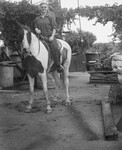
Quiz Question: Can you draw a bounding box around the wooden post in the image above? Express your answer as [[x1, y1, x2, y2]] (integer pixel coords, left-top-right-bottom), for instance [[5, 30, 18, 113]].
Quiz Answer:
[[101, 101, 118, 140]]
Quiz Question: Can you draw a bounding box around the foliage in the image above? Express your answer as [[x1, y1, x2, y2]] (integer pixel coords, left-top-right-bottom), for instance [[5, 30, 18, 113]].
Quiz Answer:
[[0, 0, 38, 51], [64, 30, 96, 54], [88, 42, 118, 71], [75, 4, 122, 41], [2, 0, 122, 55], [0, 0, 76, 50], [92, 43, 113, 53], [48, 0, 76, 30]]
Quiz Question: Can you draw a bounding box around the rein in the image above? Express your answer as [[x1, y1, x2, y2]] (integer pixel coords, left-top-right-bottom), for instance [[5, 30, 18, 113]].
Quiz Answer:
[[26, 31, 31, 46], [26, 31, 40, 57], [37, 34, 40, 56]]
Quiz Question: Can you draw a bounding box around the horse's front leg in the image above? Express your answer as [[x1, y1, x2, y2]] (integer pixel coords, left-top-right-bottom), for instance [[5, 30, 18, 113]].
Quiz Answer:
[[38, 72, 52, 113], [25, 74, 35, 112], [63, 66, 70, 105]]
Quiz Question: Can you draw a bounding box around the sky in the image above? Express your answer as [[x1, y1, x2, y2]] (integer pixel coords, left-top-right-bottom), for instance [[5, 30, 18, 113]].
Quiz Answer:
[[61, 0, 122, 43], [5, 0, 122, 43]]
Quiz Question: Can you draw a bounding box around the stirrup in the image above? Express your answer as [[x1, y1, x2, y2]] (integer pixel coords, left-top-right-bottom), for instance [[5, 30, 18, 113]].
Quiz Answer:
[[57, 65, 64, 73]]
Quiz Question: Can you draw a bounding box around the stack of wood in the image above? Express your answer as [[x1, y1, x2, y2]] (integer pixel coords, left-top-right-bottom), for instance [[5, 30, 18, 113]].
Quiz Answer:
[[89, 71, 118, 83]]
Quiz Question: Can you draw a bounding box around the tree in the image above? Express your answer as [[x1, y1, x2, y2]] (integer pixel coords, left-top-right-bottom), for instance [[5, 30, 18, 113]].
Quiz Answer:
[[75, 4, 122, 41], [64, 29, 96, 54], [48, 0, 76, 30], [0, 0, 76, 51]]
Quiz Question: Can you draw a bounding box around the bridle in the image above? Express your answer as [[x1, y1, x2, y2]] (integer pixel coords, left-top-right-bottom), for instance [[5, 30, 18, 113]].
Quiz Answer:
[[37, 34, 41, 56], [25, 30, 40, 57]]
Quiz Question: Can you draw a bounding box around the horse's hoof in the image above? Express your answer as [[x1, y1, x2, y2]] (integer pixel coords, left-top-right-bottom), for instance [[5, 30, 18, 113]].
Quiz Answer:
[[46, 108, 52, 113], [24, 108, 32, 113], [46, 106, 52, 113], [65, 101, 71, 106]]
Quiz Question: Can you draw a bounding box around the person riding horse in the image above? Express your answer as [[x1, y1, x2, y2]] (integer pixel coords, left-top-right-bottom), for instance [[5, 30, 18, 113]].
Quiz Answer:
[[34, 2, 64, 73], [22, 27, 72, 113]]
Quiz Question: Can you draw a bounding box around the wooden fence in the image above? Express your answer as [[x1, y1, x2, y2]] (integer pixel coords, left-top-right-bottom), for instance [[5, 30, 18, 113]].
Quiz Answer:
[[69, 54, 86, 72]]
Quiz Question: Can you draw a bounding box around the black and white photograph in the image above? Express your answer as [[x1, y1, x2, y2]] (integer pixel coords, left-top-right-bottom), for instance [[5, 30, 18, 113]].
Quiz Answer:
[[0, 0, 122, 149]]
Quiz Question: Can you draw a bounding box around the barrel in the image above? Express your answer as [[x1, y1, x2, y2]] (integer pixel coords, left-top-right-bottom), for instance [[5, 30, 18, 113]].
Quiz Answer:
[[85, 52, 99, 71], [10, 54, 22, 78], [0, 64, 13, 87]]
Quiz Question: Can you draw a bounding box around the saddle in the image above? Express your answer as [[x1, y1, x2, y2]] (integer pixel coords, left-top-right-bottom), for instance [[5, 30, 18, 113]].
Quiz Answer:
[[37, 34, 67, 72], [38, 34, 62, 49]]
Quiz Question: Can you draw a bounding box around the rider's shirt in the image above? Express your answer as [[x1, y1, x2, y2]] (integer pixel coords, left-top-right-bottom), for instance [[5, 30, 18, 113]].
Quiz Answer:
[[35, 11, 57, 37]]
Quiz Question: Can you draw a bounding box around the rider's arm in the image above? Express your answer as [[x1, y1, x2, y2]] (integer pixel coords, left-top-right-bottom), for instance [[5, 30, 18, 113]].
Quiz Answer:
[[48, 11, 57, 41], [35, 28, 41, 34], [52, 28, 56, 37], [34, 17, 41, 34]]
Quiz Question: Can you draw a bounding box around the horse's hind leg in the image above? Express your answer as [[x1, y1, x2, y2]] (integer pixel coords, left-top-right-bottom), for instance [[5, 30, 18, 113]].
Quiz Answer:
[[25, 74, 35, 112], [52, 71, 60, 101], [38, 72, 52, 113]]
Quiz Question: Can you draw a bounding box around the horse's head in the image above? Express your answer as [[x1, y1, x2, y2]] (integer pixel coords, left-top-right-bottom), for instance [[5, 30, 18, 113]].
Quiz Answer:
[[12, 21, 24, 43]]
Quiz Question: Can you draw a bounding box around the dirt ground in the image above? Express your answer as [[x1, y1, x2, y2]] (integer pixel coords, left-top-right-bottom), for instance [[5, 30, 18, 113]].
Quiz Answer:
[[0, 72, 122, 150]]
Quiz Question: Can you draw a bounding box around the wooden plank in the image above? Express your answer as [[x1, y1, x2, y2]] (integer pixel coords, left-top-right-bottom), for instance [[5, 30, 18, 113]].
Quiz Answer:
[[89, 72, 118, 83], [117, 117, 122, 132], [88, 71, 117, 74], [90, 80, 117, 83], [101, 101, 118, 140], [90, 77, 117, 81], [89, 78, 118, 83], [91, 74, 105, 78], [89, 72, 117, 76], [90, 76, 105, 80], [0, 89, 20, 93], [105, 78, 117, 81], [90, 72, 118, 78]]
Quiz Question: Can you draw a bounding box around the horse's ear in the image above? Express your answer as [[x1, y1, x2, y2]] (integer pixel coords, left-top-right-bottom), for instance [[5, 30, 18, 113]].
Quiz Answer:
[[24, 25, 31, 32], [15, 21, 23, 30]]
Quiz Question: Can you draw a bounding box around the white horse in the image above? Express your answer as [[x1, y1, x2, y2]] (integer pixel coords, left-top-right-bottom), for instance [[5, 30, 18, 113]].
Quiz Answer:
[[22, 28, 72, 113]]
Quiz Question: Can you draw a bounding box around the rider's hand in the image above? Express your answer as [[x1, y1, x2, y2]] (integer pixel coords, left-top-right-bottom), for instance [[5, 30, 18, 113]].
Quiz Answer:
[[35, 28, 41, 34], [49, 35, 54, 41]]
